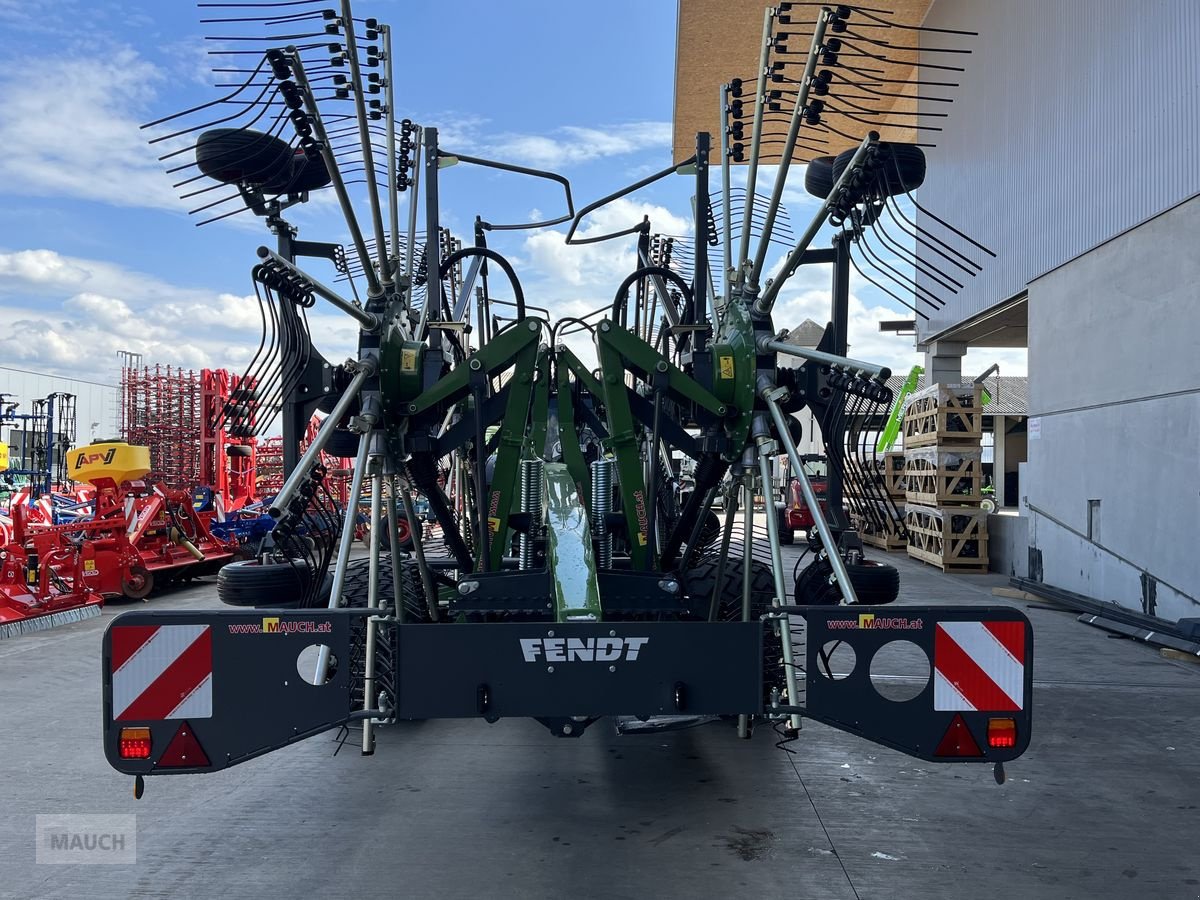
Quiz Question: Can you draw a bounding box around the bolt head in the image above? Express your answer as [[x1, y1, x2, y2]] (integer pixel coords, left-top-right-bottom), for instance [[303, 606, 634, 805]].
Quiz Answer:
[[608, 665, 616, 673], [547, 665, 555, 673]]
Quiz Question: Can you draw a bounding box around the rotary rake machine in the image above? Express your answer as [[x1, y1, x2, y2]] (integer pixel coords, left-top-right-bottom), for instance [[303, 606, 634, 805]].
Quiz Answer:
[[103, 1, 1031, 790]]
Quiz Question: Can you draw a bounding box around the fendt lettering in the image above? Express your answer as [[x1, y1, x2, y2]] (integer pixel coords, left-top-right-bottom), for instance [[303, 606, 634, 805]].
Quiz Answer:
[[519, 637, 649, 663]]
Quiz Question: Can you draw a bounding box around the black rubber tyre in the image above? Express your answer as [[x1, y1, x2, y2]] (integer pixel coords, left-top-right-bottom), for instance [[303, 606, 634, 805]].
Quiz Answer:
[[684, 555, 784, 707], [196, 128, 296, 192], [226, 444, 253, 458], [795, 556, 900, 606], [794, 557, 836, 605], [217, 558, 312, 608], [804, 155, 836, 198], [833, 141, 926, 197], [323, 427, 360, 459], [315, 554, 430, 622], [777, 506, 795, 545]]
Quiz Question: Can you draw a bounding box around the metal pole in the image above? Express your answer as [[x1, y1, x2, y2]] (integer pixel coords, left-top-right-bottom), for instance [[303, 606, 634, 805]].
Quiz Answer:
[[763, 387, 860, 604], [382, 25, 400, 272], [403, 139, 423, 291], [719, 83, 732, 308], [755, 437, 802, 730], [288, 51, 381, 298], [749, 9, 829, 287], [399, 482, 439, 620], [735, 7, 775, 281], [759, 338, 891, 380], [314, 423, 372, 683], [754, 132, 877, 316], [269, 362, 374, 518], [385, 475, 404, 617], [256, 248, 378, 330], [361, 464, 383, 754], [340, 0, 391, 290]]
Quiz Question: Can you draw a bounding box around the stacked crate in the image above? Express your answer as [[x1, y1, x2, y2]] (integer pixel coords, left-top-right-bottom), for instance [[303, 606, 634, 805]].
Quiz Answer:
[[850, 451, 907, 551], [901, 383, 989, 572]]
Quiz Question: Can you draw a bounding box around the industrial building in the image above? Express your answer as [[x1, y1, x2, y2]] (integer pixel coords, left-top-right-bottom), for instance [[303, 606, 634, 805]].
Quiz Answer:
[[674, 0, 1200, 623]]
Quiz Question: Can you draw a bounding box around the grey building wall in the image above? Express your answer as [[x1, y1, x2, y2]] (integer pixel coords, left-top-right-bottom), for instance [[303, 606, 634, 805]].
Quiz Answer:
[[917, 0, 1200, 341], [1023, 196, 1200, 621], [0, 366, 118, 450]]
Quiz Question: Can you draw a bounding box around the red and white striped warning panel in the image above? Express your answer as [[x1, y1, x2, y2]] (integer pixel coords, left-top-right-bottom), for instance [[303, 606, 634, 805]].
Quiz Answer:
[[933, 621, 1025, 712], [111, 625, 213, 722]]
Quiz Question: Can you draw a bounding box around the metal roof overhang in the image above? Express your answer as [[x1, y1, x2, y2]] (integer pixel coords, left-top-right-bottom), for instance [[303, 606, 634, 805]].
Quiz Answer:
[[923, 293, 1029, 348], [672, 0, 934, 163]]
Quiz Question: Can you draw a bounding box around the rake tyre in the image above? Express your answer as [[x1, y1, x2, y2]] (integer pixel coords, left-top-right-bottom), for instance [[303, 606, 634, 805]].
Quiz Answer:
[[217, 558, 312, 609]]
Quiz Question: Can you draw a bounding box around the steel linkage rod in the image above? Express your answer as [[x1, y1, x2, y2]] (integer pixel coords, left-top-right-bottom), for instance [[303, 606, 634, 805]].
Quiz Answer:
[[749, 7, 829, 289], [735, 7, 775, 284], [719, 83, 733, 306], [361, 464, 383, 754], [754, 433, 802, 730], [759, 338, 890, 380], [269, 360, 374, 517], [288, 49, 382, 297], [382, 24, 400, 275], [763, 386, 860, 605], [754, 131, 877, 316], [340, 0, 391, 290], [314, 420, 372, 683], [256, 247, 379, 329]]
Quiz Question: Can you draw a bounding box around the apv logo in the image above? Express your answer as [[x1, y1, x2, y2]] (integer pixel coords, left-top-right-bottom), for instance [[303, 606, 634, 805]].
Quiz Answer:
[[73, 448, 116, 469], [520, 636, 649, 663]]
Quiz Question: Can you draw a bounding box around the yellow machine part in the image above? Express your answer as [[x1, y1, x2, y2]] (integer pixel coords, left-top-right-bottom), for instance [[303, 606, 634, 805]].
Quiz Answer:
[[69, 441, 151, 485], [0, 441, 8, 472]]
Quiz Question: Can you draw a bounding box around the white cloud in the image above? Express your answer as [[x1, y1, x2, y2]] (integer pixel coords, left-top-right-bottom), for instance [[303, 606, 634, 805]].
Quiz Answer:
[[439, 118, 671, 169], [0, 47, 180, 210], [0, 248, 359, 382]]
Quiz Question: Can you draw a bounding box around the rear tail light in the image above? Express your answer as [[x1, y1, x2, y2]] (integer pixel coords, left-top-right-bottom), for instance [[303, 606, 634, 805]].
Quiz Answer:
[[988, 717, 1017, 749], [118, 726, 152, 759]]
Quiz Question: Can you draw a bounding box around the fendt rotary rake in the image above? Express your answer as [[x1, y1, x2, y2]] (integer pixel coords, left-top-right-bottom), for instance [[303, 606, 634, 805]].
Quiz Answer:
[[102, 1, 1031, 793]]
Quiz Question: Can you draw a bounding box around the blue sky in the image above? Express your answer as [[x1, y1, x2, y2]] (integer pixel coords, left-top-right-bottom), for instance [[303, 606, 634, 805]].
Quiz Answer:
[[0, 0, 1023, 388]]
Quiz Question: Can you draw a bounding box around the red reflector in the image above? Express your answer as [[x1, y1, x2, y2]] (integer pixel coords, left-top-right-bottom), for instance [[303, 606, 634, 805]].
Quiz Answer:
[[157, 721, 210, 768], [988, 717, 1017, 749], [934, 713, 983, 758], [118, 726, 152, 760]]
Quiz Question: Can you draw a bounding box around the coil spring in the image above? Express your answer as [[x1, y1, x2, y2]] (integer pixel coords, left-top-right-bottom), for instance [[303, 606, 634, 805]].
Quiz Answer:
[[590, 458, 613, 570]]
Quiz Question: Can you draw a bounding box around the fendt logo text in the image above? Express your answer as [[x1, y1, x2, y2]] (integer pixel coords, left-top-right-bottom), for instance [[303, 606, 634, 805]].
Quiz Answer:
[[520, 636, 649, 663]]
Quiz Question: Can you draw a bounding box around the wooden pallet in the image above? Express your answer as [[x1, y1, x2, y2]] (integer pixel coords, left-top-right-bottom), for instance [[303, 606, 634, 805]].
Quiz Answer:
[[862, 528, 908, 552], [906, 545, 991, 573], [903, 446, 982, 506], [851, 501, 907, 551], [901, 383, 983, 448], [883, 451, 906, 498], [845, 452, 906, 500], [905, 505, 989, 572]]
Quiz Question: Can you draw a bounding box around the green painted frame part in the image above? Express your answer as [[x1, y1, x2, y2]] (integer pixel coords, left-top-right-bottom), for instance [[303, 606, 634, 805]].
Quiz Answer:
[[404, 320, 542, 416], [595, 319, 736, 568], [596, 320, 727, 418], [709, 300, 757, 455], [378, 324, 426, 415], [527, 348, 551, 457], [543, 462, 603, 622], [876, 364, 923, 453], [482, 340, 539, 570], [554, 347, 595, 508], [595, 324, 654, 570]]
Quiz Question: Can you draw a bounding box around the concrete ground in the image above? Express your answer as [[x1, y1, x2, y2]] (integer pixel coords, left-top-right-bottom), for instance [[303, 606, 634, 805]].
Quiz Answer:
[[2, 545, 1199, 900]]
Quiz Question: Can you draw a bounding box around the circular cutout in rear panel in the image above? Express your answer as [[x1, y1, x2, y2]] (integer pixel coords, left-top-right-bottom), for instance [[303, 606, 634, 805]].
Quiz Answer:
[[870, 640, 930, 702]]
